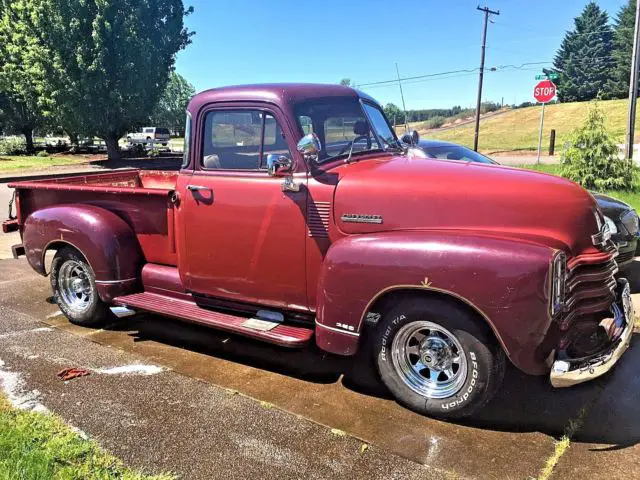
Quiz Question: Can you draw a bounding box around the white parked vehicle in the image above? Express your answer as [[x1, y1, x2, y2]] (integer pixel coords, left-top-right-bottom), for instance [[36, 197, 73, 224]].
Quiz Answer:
[[126, 127, 171, 146]]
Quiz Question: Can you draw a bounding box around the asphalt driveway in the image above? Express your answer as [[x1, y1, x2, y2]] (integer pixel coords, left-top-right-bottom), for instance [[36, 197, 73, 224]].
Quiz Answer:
[[0, 257, 639, 479]]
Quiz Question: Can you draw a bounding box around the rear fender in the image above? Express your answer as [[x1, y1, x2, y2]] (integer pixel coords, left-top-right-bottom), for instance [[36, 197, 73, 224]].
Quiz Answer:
[[315, 231, 556, 375], [23, 204, 143, 301]]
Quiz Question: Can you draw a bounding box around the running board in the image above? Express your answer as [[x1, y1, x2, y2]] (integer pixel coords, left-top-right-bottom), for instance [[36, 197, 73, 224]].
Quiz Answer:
[[112, 292, 313, 348]]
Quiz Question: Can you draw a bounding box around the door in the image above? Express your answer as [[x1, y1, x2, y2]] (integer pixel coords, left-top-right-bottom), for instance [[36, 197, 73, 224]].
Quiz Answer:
[[180, 107, 309, 310]]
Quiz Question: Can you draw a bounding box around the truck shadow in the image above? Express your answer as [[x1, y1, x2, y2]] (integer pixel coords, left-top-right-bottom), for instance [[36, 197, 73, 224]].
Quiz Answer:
[[105, 314, 640, 447]]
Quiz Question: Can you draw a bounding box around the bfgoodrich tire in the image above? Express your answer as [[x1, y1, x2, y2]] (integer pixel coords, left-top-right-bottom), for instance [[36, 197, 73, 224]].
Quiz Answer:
[[373, 297, 505, 419], [50, 247, 113, 327]]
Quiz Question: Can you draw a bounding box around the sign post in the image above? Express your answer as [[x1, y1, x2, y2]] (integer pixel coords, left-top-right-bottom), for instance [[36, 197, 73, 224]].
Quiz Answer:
[[533, 79, 557, 164]]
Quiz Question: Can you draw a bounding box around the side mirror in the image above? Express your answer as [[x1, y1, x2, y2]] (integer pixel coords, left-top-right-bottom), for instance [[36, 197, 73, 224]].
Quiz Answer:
[[297, 133, 321, 163], [266, 154, 293, 177], [401, 130, 419, 145]]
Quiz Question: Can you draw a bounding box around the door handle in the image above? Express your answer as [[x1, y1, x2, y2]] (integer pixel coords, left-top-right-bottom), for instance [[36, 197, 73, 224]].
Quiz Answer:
[[187, 185, 212, 192]]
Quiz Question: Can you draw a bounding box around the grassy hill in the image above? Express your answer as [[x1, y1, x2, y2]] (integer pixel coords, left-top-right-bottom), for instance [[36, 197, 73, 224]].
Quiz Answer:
[[410, 99, 640, 154]]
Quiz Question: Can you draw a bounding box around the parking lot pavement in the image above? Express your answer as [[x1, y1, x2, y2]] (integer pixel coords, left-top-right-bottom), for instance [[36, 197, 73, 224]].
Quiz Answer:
[[0, 260, 450, 480], [551, 342, 640, 479], [1, 257, 639, 479]]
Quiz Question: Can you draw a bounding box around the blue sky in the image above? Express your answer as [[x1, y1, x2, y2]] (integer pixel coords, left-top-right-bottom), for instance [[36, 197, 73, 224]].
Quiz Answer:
[[175, 0, 629, 110]]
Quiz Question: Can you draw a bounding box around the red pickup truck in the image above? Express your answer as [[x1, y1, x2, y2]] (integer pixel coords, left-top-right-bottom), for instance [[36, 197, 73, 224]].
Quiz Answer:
[[3, 84, 634, 418]]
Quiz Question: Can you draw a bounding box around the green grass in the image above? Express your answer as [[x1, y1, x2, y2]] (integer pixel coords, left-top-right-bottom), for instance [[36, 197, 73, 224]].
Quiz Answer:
[[417, 99, 640, 153], [517, 163, 640, 211], [0, 395, 173, 479], [0, 155, 88, 173]]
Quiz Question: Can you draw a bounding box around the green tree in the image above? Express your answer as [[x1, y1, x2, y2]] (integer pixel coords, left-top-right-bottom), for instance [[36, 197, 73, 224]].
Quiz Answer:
[[339, 78, 352, 86], [0, 0, 51, 153], [553, 2, 614, 102], [383, 103, 402, 126], [150, 72, 195, 133], [34, 0, 193, 160], [605, 0, 636, 99], [561, 103, 633, 190]]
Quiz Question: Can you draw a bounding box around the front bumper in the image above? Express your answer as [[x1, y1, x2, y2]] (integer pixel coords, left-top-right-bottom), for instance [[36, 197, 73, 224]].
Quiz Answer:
[[550, 279, 634, 387]]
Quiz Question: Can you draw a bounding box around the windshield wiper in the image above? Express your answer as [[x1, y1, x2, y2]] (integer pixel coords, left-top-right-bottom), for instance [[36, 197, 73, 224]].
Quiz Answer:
[[385, 143, 405, 153]]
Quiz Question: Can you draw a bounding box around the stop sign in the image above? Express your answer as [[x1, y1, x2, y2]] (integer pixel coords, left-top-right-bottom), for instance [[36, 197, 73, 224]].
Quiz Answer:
[[533, 80, 556, 103]]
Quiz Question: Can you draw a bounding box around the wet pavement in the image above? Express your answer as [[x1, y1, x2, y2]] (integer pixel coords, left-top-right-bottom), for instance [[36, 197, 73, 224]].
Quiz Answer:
[[0, 258, 639, 479]]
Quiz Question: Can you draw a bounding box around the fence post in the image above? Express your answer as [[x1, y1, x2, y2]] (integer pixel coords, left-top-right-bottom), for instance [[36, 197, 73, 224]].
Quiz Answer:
[[549, 129, 556, 156]]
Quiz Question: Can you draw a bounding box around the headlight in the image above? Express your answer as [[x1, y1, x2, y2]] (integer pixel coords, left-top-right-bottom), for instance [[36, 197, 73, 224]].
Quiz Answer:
[[621, 211, 639, 236], [550, 251, 566, 317], [604, 215, 618, 235]]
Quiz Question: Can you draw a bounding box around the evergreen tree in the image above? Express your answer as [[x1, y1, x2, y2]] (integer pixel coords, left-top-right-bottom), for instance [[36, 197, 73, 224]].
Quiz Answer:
[[606, 0, 636, 99], [561, 103, 634, 190], [553, 2, 614, 102]]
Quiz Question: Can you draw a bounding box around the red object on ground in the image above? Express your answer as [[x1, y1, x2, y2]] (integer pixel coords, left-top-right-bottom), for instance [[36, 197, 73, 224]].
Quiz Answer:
[[57, 367, 92, 381], [533, 80, 556, 103]]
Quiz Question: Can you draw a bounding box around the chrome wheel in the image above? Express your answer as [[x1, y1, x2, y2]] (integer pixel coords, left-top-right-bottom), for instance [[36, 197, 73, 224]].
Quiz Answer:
[[391, 321, 467, 399], [58, 260, 93, 314]]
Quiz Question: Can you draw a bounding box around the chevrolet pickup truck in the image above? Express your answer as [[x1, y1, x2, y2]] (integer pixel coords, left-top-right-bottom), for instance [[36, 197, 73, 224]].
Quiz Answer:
[[2, 84, 634, 419]]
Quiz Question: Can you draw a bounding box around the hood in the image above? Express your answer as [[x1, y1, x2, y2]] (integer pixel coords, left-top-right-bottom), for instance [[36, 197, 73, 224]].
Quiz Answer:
[[332, 155, 602, 254]]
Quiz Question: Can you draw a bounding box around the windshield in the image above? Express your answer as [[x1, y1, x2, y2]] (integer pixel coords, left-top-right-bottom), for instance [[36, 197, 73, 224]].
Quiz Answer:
[[295, 97, 399, 163], [421, 144, 497, 164]]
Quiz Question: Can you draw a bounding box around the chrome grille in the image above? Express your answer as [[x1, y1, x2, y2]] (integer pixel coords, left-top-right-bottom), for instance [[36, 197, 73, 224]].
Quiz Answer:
[[560, 247, 618, 331]]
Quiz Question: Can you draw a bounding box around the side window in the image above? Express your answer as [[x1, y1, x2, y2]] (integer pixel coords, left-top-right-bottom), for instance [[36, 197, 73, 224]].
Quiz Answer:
[[202, 110, 262, 170], [261, 114, 292, 167], [181, 112, 191, 168]]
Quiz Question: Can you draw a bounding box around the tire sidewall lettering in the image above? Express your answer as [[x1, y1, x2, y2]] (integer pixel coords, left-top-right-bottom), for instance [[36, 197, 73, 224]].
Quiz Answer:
[[380, 314, 406, 362], [441, 350, 479, 410]]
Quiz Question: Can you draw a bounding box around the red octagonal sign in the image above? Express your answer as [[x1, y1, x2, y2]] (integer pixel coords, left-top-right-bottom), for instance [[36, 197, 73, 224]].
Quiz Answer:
[[533, 80, 556, 103]]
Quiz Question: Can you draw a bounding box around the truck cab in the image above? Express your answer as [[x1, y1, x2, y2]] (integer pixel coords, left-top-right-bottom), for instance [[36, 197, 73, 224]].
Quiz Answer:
[[4, 84, 634, 419]]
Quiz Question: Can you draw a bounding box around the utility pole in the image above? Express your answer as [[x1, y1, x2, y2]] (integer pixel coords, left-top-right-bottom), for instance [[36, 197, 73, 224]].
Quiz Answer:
[[474, 5, 499, 152], [625, 0, 640, 161], [395, 62, 409, 131]]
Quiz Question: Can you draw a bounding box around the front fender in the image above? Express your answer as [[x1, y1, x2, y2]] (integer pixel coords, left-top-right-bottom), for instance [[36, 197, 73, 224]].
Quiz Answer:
[[23, 204, 144, 301], [316, 231, 556, 375]]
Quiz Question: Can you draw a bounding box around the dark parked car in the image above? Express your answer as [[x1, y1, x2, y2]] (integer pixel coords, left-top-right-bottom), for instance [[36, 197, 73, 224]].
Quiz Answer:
[[413, 139, 639, 270]]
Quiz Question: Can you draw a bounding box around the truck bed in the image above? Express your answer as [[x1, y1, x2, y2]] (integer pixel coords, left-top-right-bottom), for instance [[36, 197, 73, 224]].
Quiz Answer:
[[9, 169, 178, 193], [8, 170, 179, 266]]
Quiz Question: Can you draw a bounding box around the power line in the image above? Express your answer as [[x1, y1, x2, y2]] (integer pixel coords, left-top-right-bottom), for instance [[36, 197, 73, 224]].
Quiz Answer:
[[493, 22, 630, 38], [356, 68, 480, 88], [484, 24, 631, 47], [356, 61, 552, 89], [359, 72, 480, 91]]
